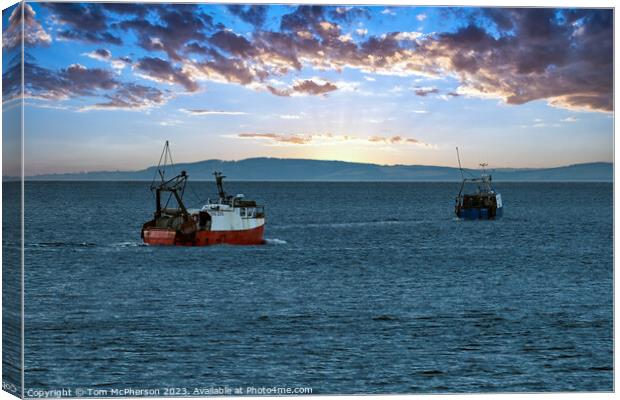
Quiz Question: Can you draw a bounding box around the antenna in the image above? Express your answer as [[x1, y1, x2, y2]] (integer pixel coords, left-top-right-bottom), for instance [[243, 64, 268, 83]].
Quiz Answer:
[[456, 147, 464, 180]]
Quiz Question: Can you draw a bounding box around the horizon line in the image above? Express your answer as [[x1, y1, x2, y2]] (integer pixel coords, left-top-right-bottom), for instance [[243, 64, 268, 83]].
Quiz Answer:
[[10, 158, 614, 178]]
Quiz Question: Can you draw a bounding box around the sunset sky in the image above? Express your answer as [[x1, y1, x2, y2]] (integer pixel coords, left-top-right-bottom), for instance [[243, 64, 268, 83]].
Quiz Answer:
[[2, 2, 614, 175]]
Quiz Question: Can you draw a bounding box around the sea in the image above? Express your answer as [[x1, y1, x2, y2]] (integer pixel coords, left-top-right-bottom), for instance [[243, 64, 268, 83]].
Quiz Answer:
[[2, 181, 613, 395]]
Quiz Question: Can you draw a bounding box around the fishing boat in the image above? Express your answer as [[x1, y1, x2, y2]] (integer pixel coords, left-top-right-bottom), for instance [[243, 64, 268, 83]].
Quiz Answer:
[[454, 147, 503, 220], [141, 141, 265, 246]]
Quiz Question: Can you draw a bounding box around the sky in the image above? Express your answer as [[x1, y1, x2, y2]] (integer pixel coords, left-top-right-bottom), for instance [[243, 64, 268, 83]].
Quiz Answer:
[[1, 2, 614, 175]]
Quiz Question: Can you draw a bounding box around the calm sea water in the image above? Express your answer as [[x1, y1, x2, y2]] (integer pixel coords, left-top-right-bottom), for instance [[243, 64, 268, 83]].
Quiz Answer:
[[8, 182, 615, 394]]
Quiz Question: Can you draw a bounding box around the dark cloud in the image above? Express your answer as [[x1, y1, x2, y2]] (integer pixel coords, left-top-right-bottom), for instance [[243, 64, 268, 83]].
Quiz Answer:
[[3, 3, 51, 50], [189, 45, 263, 85], [280, 5, 326, 33], [42, 3, 122, 45], [119, 5, 213, 61], [267, 79, 338, 97], [3, 59, 166, 112], [100, 3, 150, 17], [293, 80, 338, 96], [266, 86, 289, 97], [416, 8, 613, 111], [94, 48, 112, 59], [2, 62, 24, 100], [2, 61, 117, 102], [30, 5, 614, 111], [61, 64, 117, 93], [89, 83, 167, 110], [226, 5, 267, 28], [252, 31, 304, 71], [135, 57, 198, 92], [42, 3, 214, 59], [184, 41, 211, 56], [481, 8, 515, 31], [89, 48, 112, 60], [209, 30, 256, 58], [414, 87, 439, 97]]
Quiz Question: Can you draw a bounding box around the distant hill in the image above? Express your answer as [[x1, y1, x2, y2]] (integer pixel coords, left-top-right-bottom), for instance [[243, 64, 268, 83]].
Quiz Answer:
[[18, 158, 613, 181]]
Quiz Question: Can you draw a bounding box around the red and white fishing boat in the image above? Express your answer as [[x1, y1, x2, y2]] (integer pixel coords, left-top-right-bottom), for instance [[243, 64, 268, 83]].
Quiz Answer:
[[141, 141, 265, 246]]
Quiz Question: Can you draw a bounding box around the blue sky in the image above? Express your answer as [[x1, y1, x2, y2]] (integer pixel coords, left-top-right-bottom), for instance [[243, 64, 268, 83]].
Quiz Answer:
[[2, 3, 613, 175]]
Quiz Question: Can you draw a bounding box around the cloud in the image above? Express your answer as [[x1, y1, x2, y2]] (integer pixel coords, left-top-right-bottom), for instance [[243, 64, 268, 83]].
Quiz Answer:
[[235, 132, 429, 147], [368, 135, 421, 145], [118, 4, 214, 61], [237, 133, 313, 145], [416, 9, 613, 111], [111, 56, 132, 70], [15, 63, 117, 101], [280, 5, 326, 33], [3, 3, 52, 50], [280, 114, 301, 119], [180, 109, 247, 116], [2, 58, 167, 112], [293, 79, 338, 96], [561, 116, 578, 122], [394, 31, 424, 41], [42, 3, 122, 45], [134, 57, 198, 92], [84, 50, 132, 72], [437, 92, 460, 101], [84, 48, 112, 61], [267, 79, 338, 97], [29, 5, 614, 111], [416, 13, 427, 21], [381, 8, 396, 16], [226, 5, 267, 28], [208, 30, 256, 58], [414, 87, 439, 97], [83, 83, 167, 111]]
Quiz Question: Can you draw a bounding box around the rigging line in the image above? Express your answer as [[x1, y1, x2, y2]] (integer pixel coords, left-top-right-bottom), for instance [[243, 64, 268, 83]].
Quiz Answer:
[[163, 143, 168, 175], [167, 143, 178, 177], [186, 183, 208, 209], [180, 177, 187, 201], [456, 147, 465, 181], [164, 191, 173, 209], [151, 142, 168, 188], [190, 183, 203, 202]]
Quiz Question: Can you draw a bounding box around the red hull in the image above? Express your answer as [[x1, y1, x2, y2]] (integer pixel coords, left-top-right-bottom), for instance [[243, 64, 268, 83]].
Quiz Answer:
[[143, 225, 265, 246]]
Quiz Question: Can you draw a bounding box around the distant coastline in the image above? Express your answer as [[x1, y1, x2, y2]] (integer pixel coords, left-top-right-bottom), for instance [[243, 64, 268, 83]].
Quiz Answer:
[[5, 158, 614, 182]]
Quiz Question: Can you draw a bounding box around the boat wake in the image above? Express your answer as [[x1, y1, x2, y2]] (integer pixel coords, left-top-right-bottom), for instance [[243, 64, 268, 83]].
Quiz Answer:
[[264, 238, 287, 245], [29, 241, 149, 250], [112, 241, 149, 248], [29, 242, 97, 248]]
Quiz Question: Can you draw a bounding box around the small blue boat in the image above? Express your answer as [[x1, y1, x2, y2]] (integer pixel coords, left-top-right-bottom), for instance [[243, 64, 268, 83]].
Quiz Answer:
[[454, 148, 503, 220]]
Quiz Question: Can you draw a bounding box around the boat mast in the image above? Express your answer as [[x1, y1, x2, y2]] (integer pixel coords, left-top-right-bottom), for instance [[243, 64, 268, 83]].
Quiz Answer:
[[456, 147, 466, 198], [213, 171, 227, 201], [150, 141, 189, 218], [479, 162, 488, 175], [456, 147, 465, 181], [479, 162, 491, 192]]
